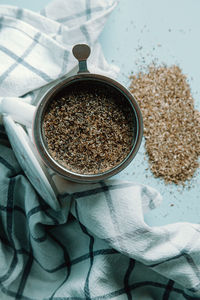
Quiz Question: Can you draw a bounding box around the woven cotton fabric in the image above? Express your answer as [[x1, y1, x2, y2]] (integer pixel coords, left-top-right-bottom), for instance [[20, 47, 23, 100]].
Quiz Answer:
[[0, 1, 200, 299]]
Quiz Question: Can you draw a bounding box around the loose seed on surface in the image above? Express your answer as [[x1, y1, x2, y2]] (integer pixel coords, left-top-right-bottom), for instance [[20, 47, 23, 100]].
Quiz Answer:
[[130, 64, 200, 185]]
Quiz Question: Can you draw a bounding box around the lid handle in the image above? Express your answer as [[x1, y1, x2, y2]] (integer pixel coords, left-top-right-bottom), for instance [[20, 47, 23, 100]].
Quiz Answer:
[[72, 44, 91, 74]]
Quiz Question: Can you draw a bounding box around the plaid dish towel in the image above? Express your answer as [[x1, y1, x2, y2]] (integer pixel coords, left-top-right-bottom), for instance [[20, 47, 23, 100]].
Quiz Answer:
[[0, 1, 200, 300]]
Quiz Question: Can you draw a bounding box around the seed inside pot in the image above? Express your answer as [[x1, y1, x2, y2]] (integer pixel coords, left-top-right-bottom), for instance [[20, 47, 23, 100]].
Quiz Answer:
[[42, 82, 135, 175]]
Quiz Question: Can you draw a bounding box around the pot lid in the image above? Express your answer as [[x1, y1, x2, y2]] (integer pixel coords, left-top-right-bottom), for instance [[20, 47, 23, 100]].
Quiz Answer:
[[3, 115, 59, 210]]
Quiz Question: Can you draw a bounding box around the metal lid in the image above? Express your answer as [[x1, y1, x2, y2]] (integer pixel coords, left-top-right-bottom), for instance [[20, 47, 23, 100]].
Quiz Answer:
[[3, 115, 59, 210]]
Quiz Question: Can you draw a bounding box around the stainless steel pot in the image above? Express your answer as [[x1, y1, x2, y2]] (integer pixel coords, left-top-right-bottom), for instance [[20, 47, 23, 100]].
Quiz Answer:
[[0, 44, 143, 183]]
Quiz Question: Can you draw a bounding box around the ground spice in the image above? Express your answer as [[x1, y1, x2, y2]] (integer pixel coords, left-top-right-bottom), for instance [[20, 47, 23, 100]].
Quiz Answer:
[[43, 83, 134, 174], [130, 65, 200, 184]]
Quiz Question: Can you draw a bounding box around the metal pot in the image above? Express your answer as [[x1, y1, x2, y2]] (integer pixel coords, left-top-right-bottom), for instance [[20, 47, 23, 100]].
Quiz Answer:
[[0, 44, 143, 183]]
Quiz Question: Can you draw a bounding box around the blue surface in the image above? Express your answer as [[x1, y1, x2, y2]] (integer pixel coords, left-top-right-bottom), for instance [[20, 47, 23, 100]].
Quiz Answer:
[[1, 0, 200, 226], [99, 0, 200, 227], [0, 0, 50, 11]]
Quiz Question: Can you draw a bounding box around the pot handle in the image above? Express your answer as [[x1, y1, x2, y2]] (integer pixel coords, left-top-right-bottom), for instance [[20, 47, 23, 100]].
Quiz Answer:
[[0, 98, 35, 127], [72, 44, 91, 74]]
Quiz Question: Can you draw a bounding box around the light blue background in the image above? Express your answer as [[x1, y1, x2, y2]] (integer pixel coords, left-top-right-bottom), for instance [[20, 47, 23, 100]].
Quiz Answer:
[[0, 0, 199, 226]]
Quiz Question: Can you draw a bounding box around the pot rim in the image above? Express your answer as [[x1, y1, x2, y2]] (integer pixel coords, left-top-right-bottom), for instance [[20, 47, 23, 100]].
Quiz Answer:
[[33, 72, 143, 183]]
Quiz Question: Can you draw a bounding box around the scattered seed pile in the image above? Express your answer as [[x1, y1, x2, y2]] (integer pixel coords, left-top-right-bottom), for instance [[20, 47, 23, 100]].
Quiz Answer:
[[43, 84, 134, 174], [130, 65, 200, 184]]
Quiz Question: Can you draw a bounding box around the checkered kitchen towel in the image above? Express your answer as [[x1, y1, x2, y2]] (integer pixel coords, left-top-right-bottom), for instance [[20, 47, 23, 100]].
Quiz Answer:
[[0, 1, 200, 299]]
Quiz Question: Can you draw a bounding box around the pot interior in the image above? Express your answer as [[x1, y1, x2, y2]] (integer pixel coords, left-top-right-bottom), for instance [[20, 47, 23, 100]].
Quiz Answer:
[[35, 76, 142, 180]]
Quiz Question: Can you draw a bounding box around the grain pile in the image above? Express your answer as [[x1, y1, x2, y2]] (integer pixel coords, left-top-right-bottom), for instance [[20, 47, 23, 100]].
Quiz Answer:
[[43, 83, 134, 175], [130, 65, 200, 184]]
